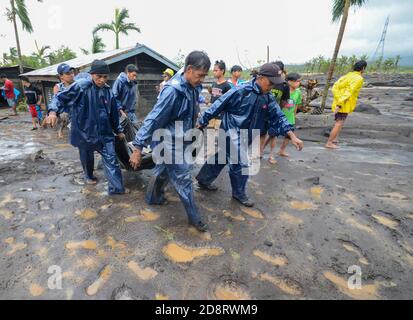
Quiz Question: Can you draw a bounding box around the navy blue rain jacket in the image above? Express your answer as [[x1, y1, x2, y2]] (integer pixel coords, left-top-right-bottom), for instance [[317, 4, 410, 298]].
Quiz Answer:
[[48, 79, 123, 150], [198, 80, 293, 141], [112, 72, 138, 113], [133, 72, 201, 152]]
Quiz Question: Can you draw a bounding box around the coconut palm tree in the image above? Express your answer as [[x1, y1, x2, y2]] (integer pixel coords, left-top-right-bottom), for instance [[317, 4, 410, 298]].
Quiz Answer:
[[81, 34, 107, 55], [5, 0, 43, 73], [319, 0, 368, 113], [93, 8, 140, 50], [32, 40, 50, 67], [394, 55, 401, 71]]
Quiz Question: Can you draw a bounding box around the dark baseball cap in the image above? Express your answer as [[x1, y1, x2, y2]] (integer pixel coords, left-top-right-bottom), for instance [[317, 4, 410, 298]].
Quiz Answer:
[[57, 63, 74, 75], [258, 63, 284, 85], [287, 73, 301, 82]]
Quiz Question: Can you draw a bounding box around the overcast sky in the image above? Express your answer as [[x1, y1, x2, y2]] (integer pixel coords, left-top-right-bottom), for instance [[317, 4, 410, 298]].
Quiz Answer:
[[1, 0, 412, 66]]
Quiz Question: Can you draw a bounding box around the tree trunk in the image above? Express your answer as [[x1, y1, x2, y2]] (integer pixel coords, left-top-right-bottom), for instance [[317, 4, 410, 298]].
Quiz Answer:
[[11, 0, 24, 74], [115, 32, 119, 49], [320, 0, 351, 113]]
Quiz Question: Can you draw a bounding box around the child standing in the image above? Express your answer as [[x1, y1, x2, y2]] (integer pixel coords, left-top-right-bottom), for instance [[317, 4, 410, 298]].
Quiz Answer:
[[228, 65, 245, 88], [20, 76, 43, 131], [278, 73, 302, 157], [209, 60, 232, 130]]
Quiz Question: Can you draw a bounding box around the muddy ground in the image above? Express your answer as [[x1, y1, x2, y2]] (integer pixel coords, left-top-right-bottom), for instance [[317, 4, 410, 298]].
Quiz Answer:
[[0, 75, 412, 300]]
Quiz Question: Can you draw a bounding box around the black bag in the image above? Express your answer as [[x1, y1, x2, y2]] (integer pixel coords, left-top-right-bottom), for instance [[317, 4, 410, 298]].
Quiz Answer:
[[115, 117, 155, 171]]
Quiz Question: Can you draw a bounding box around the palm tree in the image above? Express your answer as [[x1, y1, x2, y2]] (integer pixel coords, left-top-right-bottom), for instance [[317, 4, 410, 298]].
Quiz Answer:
[[320, 0, 368, 112], [93, 8, 140, 49], [32, 40, 50, 67], [394, 55, 401, 71], [6, 0, 43, 73], [81, 34, 106, 55]]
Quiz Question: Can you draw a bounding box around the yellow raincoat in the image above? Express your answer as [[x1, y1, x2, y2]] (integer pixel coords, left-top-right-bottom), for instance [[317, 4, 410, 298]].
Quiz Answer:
[[331, 71, 364, 114]]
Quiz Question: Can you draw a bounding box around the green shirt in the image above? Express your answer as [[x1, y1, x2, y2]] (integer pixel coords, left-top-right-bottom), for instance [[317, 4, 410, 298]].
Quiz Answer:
[[282, 88, 302, 125]]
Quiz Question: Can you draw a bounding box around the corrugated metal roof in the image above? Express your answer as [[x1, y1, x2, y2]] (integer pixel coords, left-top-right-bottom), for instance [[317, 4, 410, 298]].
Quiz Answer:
[[21, 44, 179, 77]]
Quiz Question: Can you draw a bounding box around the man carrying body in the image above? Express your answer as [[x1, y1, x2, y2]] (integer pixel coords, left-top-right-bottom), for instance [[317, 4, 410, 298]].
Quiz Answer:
[[129, 51, 211, 232], [112, 64, 139, 126], [52, 63, 76, 137], [46, 60, 127, 194], [196, 63, 304, 208]]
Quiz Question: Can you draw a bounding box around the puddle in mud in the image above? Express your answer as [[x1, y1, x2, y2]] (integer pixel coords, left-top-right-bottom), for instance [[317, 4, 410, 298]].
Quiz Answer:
[[23, 228, 45, 240], [125, 209, 160, 223], [346, 218, 376, 235], [162, 242, 225, 263], [323, 271, 380, 300], [278, 212, 304, 225], [290, 201, 318, 211], [372, 214, 399, 230], [253, 272, 302, 296], [207, 276, 251, 300], [29, 284, 44, 297], [241, 207, 264, 219], [310, 186, 324, 199], [66, 240, 98, 251], [188, 227, 212, 241], [86, 265, 112, 296], [77, 209, 98, 220], [253, 250, 288, 267], [106, 236, 127, 251], [223, 210, 246, 221], [76, 256, 99, 270], [0, 209, 13, 220], [127, 261, 158, 281], [376, 192, 409, 201], [342, 243, 369, 265]]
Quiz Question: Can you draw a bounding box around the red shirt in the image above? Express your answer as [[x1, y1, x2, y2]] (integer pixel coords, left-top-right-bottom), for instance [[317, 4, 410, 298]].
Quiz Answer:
[[4, 79, 15, 99]]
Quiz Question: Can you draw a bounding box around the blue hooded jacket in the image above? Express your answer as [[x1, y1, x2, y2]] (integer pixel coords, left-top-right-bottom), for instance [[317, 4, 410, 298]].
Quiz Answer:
[[133, 72, 201, 152], [198, 79, 293, 141], [48, 79, 123, 150], [112, 72, 138, 113]]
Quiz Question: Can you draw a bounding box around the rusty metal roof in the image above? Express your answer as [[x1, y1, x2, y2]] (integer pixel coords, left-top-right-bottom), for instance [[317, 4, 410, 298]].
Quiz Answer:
[[21, 44, 179, 78]]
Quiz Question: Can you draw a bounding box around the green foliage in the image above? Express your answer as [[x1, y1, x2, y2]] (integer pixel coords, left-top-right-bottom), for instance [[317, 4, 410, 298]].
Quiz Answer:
[[47, 46, 77, 65], [81, 34, 106, 55], [301, 54, 404, 75], [173, 49, 185, 68], [93, 8, 141, 49], [1, 45, 77, 69], [332, 0, 368, 22]]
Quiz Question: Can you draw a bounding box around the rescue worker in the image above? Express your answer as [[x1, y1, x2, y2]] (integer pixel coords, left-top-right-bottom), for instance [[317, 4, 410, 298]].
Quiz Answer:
[[196, 63, 304, 208], [53, 63, 75, 137], [46, 60, 127, 195], [112, 64, 139, 126], [129, 51, 211, 232]]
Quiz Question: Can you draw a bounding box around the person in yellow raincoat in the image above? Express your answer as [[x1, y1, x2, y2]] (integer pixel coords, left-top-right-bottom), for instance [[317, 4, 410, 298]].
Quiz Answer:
[[326, 60, 367, 149]]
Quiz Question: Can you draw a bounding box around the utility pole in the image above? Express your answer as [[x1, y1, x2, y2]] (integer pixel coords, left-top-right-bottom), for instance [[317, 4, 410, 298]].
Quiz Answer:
[[267, 45, 270, 63]]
